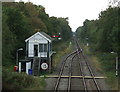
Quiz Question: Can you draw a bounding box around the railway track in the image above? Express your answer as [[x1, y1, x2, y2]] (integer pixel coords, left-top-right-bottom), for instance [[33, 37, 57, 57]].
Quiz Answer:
[[53, 38, 102, 92], [75, 38, 101, 92], [54, 50, 78, 91], [68, 52, 84, 91]]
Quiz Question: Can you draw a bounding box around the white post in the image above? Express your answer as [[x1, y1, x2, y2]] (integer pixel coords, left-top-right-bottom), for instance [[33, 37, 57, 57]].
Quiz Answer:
[[116, 56, 118, 77], [26, 62, 31, 74], [26, 63, 28, 74], [111, 52, 118, 77], [19, 62, 21, 73]]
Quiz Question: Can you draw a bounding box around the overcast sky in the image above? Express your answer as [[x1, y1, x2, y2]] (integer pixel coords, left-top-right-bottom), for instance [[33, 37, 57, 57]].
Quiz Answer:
[[16, 0, 109, 32]]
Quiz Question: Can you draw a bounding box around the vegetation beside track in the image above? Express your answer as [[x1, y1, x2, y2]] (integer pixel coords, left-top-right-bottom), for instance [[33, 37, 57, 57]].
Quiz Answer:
[[2, 40, 73, 91], [76, 6, 119, 90], [52, 40, 73, 68], [2, 2, 72, 90], [2, 66, 46, 91], [79, 42, 118, 90]]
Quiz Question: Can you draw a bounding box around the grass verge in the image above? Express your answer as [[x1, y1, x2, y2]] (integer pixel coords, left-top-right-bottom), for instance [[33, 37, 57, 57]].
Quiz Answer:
[[2, 66, 46, 91], [79, 42, 118, 90], [53, 40, 73, 68]]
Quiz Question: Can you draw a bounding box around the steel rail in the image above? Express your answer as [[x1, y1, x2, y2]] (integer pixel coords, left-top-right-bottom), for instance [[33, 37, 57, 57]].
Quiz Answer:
[[75, 38, 101, 92], [76, 49, 88, 92], [67, 55, 72, 92], [81, 52, 101, 92], [73, 37, 88, 91], [54, 49, 78, 92], [67, 51, 81, 92]]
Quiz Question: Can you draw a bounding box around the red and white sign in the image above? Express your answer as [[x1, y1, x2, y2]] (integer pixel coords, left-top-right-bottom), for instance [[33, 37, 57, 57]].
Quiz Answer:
[[41, 63, 48, 70]]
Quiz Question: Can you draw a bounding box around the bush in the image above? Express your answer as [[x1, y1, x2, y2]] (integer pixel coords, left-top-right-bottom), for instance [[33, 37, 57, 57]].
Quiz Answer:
[[2, 67, 45, 91], [52, 40, 73, 67], [98, 53, 116, 72]]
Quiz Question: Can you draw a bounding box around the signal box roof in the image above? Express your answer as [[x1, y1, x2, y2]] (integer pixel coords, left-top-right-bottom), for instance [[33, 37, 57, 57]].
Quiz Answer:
[[25, 32, 54, 42]]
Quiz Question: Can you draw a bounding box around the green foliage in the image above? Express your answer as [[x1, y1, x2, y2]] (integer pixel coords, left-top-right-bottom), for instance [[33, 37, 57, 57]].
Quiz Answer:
[[97, 7, 118, 52], [5, 7, 33, 47], [97, 52, 117, 89], [98, 53, 116, 72], [76, 6, 119, 89], [2, 2, 72, 65], [53, 40, 73, 67], [76, 7, 119, 53], [2, 13, 16, 66], [2, 2, 72, 90], [58, 18, 72, 40], [2, 67, 45, 90]]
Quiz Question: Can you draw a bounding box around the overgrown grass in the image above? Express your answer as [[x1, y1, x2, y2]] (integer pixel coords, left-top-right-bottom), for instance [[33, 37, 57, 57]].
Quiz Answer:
[[53, 40, 73, 68], [2, 67, 46, 91], [97, 53, 118, 90], [79, 42, 118, 90], [80, 43, 103, 72]]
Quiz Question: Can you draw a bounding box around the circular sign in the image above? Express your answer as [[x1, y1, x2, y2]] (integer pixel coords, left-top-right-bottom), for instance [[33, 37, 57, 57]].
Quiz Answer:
[[41, 63, 48, 70]]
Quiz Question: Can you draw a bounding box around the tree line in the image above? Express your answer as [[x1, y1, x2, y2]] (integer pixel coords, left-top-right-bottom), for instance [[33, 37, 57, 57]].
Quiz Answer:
[[76, 6, 119, 55], [2, 2, 72, 66]]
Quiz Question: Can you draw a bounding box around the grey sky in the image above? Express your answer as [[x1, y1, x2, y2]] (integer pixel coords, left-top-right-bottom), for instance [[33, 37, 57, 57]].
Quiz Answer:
[[16, 0, 110, 32]]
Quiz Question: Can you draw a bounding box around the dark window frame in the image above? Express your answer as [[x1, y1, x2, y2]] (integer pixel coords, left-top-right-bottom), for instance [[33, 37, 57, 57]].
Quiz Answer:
[[39, 44, 48, 52]]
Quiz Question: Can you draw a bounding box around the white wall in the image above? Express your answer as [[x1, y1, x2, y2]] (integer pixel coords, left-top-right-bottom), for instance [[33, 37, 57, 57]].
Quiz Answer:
[[28, 41, 34, 57], [18, 62, 31, 74], [40, 52, 47, 57], [28, 34, 49, 57], [26, 62, 31, 74]]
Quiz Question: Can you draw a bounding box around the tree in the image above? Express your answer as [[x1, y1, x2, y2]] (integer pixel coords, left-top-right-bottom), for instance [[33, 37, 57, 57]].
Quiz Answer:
[[2, 13, 16, 65], [76, 7, 119, 53]]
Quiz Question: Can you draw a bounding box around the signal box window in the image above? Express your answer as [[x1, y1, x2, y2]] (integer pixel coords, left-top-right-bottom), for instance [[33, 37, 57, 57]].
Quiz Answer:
[[44, 44, 47, 52], [39, 44, 47, 52]]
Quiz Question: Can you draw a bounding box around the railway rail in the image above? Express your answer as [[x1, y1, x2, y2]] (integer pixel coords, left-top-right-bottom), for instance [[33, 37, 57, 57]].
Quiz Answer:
[[54, 50, 78, 91], [75, 38, 101, 92], [53, 38, 102, 92]]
